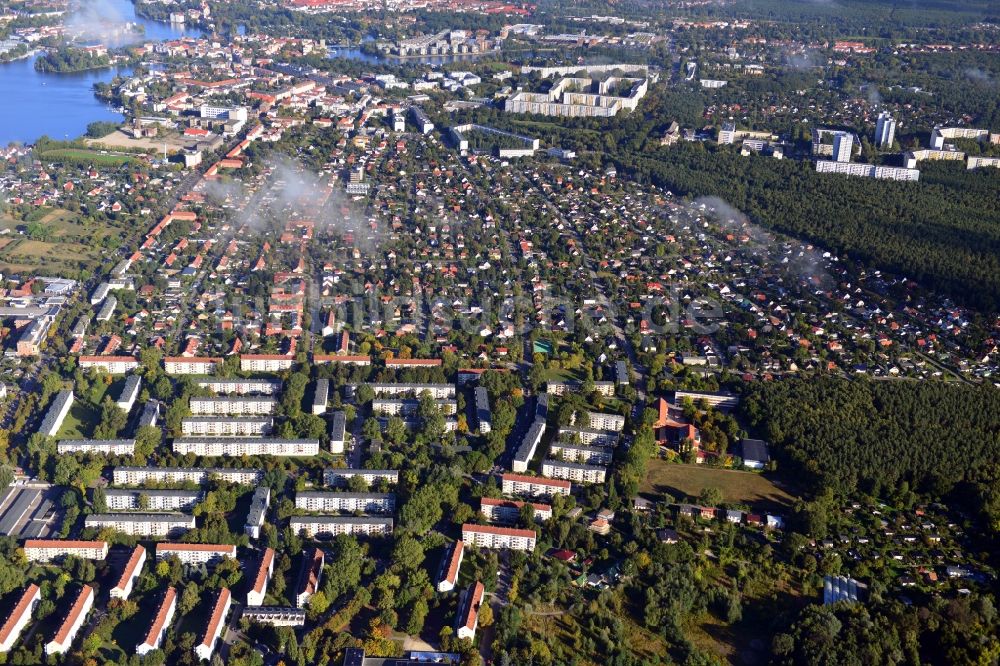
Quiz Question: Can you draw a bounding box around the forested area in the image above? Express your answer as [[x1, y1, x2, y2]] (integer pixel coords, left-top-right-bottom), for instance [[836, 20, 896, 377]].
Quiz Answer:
[[615, 144, 1000, 311], [742, 377, 1000, 502]]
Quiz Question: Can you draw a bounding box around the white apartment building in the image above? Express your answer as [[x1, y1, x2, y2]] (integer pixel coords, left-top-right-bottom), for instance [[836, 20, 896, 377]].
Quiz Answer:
[[480, 497, 553, 523], [110, 545, 146, 600], [180, 417, 273, 437], [462, 524, 537, 552], [437, 540, 464, 593], [195, 588, 231, 661], [0, 584, 40, 652], [548, 442, 613, 465], [245, 487, 270, 539], [115, 375, 142, 414], [511, 419, 545, 473], [455, 581, 485, 641], [296, 548, 324, 608], [583, 411, 626, 432], [45, 585, 94, 656], [240, 354, 294, 372], [196, 379, 282, 395], [38, 390, 73, 438], [541, 460, 607, 484], [172, 437, 319, 457], [163, 357, 221, 375], [546, 380, 615, 397], [113, 466, 263, 486], [295, 492, 395, 514], [155, 543, 236, 566], [189, 397, 278, 415], [78, 356, 139, 374], [57, 439, 136, 455], [289, 516, 394, 538], [242, 607, 306, 627], [500, 472, 571, 498], [371, 399, 458, 416], [136, 587, 176, 656], [312, 379, 329, 415], [24, 540, 108, 563], [329, 411, 347, 454], [323, 468, 398, 487], [367, 383, 456, 399], [875, 111, 896, 148], [558, 426, 619, 446], [246, 548, 274, 606], [85, 513, 196, 537], [105, 489, 203, 512]]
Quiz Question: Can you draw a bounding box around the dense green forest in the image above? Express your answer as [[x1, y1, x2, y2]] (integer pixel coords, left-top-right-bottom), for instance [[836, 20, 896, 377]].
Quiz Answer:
[[742, 377, 1000, 504], [34, 47, 110, 73], [616, 145, 1000, 312]]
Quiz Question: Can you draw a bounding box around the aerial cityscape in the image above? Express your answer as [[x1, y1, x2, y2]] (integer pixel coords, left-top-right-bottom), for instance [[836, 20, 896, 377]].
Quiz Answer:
[[0, 0, 998, 664]]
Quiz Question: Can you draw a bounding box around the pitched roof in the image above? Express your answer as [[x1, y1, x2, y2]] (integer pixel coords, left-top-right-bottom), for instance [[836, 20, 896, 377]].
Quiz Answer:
[[460, 581, 485, 631], [252, 548, 275, 594], [500, 472, 571, 489], [25, 539, 107, 550], [141, 587, 177, 648], [0, 584, 39, 645], [157, 543, 236, 554], [53, 585, 93, 646], [199, 588, 231, 648], [113, 545, 146, 593], [462, 523, 536, 538], [442, 541, 464, 586]]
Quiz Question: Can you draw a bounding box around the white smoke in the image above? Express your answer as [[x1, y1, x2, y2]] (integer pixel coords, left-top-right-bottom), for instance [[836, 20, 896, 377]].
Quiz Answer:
[[64, 0, 140, 47], [965, 68, 996, 86]]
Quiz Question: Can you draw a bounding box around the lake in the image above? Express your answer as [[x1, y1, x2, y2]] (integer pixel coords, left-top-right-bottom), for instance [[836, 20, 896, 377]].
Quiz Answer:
[[0, 0, 202, 146]]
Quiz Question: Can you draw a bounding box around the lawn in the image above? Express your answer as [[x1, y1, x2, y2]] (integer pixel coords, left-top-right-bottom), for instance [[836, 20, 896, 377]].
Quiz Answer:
[[0, 209, 120, 275], [639, 460, 796, 513], [37, 148, 139, 167]]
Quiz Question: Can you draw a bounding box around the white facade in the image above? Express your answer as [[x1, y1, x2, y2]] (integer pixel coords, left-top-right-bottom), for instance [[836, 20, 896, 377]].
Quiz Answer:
[[189, 397, 278, 415], [164, 357, 220, 375], [541, 460, 607, 484], [85, 513, 196, 537], [110, 546, 147, 600], [875, 111, 896, 148], [105, 489, 203, 512], [289, 516, 393, 538], [78, 356, 139, 373], [462, 524, 536, 551], [480, 498, 552, 523], [113, 466, 262, 486], [136, 587, 176, 656], [156, 543, 236, 566], [323, 468, 398, 487], [240, 355, 294, 372], [24, 540, 108, 563], [45, 585, 93, 656], [197, 379, 281, 395], [501, 473, 571, 498], [295, 492, 395, 514], [0, 584, 40, 652], [57, 439, 136, 455], [246, 548, 274, 606], [172, 437, 318, 457], [195, 588, 231, 661]]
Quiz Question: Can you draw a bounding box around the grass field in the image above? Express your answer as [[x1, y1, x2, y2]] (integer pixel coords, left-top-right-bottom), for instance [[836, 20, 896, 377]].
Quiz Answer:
[[639, 460, 795, 513], [38, 148, 138, 167], [0, 209, 119, 275]]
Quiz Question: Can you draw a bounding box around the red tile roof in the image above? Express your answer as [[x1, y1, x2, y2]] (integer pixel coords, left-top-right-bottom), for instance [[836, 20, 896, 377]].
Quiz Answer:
[[141, 587, 177, 648], [443, 541, 464, 586], [0, 584, 39, 645], [460, 581, 485, 631], [462, 523, 537, 538], [500, 473, 572, 489], [53, 585, 93, 646], [252, 548, 275, 594], [25, 539, 107, 551], [199, 588, 231, 648], [157, 543, 236, 554], [113, 545, 146, 593]]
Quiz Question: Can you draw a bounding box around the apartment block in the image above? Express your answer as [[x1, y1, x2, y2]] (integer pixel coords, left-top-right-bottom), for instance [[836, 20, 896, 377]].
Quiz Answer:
[[180, 416, 273, 437], [189, 397, 278, 415], [475, 386, 491, 434], [541, 460, 607, 484], [295, 491, 395, 514], [195, 588, 231, 661], [480, 497, 553, 523], [38, 390, 73, 438], [113, 466, 263, 487], [437, 540, 464, 593], [155, 543, 236, 566], [24, 539, 108, 563], [296, 547, 324, 608], [367, 383, 456, 399], [245, 487, 270, 539], [196, 379, 282, 395], [583, 411, 626, 432], [500, 473, 572, 498], [45, 585, 93, 656], [0, 584, 40, 652], [116, 375, 142, 414], [548, 442, 613, 465], [105, 489, 203, 512], [511, 420, 545, 473], [558, 426, 620, 446], [163, 357, 221, 375], [247, 548, 275, 606], [136, 587, 176, 656], [57, 439, 136, 455], [289, 516, 393, 538], [312, 379, 329, 415], [78, 356, 139, 374], [329, 411, 347, 454], [455, 581, 485, 640], [85, 513, 196, 537], [111, 545, 146, 600], [240, 354, 294, 372], [372, 398, 457, 416], [462, 524, 537, 551], [546, 381, 615, 397], [173, 437, 318, 457], [242, 606, 306, 627], [323, 468, 398, 488]]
